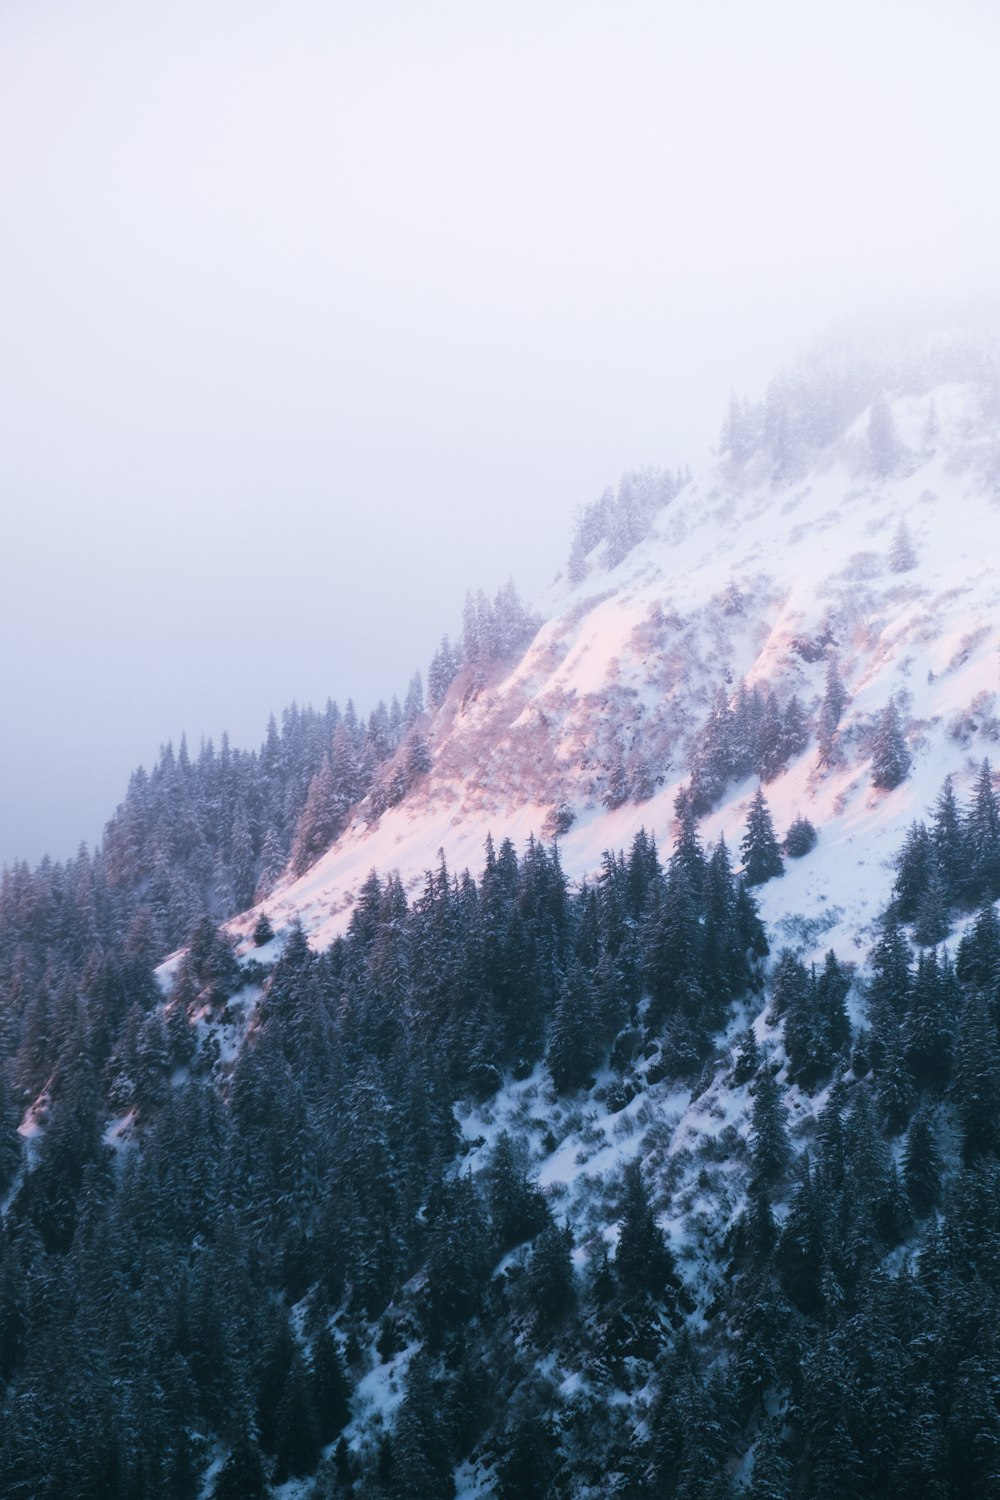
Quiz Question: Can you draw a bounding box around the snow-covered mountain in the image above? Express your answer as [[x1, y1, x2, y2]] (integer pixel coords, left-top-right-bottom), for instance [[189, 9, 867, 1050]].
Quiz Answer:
[[8, 339, 1000, 1500], [241, 374, 1000, 966]]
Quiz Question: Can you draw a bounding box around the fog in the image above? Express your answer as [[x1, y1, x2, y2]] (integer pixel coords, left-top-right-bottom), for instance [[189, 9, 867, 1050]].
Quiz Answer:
[[1, 0, 998, 866]]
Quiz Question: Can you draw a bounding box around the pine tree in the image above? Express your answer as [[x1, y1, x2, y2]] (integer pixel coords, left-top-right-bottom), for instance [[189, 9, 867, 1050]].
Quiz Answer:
[[931, 774, 965, 906], [546, 962, 601, 1093], [211, 1430, 269, 1500], [405, 733, 432, 779], [904, 950, 955, 1092], [889, 517, 918, 572], [485, 1133, 547, 1254], [749, 1063, 792, 1187], [526, 1218, 576, 1333], [392, 1354, 456, 1500], [867, 909, 912, 1018], [496, 1402, 559, 1500], [748, 1418, 793, 1500], [952, 992, 1000, 1163], [741, 787, 784, 886], [310, 1324, 351, 1446], [956, 899, 1000, 991], [819, 950, 851, 1055], [403, 670, 424, 726], [784, 815, 817, 858], [871, 700, 911, 791], [0, 1071, 23, 1194], [615, 1159, 681, 1305], [252, 911, 275, 947], [290, 757, 339, 873], [964, 760, 1000, 903], [873, 1019, 914, 1134], [903, 1107, 943, 1217], [893, 820, 935, 922], [764, 381, 794, 480], [817, 656, 849, 767], [912, 864, 950, 947], [732, 1025, 761, 1086], [271, 1347, 321, 1482], [785, 963, 837, 1089]]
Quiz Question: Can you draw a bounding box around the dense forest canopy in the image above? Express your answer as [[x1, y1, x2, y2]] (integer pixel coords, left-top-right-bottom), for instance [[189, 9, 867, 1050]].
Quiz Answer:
[[1, 756, 1000, 1495]]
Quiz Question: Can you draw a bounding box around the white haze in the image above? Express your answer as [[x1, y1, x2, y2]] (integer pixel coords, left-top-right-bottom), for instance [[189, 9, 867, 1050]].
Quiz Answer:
[[1, 0, 998, 866]]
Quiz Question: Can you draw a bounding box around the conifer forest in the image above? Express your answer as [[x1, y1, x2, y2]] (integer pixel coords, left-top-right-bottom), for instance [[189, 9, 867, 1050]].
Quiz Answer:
[[3, 710, 1000, 1496]]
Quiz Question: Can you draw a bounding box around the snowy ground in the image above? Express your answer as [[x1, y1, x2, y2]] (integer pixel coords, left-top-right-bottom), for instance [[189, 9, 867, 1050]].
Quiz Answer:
[[229, 382, 1000, 983]]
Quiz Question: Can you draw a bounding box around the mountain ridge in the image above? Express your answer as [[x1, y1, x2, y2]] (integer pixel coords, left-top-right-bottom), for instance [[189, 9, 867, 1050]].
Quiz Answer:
[[240, 374, 1000, 970]]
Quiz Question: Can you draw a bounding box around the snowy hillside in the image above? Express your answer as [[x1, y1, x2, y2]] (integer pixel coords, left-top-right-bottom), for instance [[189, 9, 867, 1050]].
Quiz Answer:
[[6, 342, 1000, 1500], [241, 377, 1000, 965]]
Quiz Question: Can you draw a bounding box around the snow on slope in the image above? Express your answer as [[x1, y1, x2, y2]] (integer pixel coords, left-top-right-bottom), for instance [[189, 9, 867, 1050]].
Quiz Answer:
[[214, 376, 999, 1489], [231, 381, 1000, 968]]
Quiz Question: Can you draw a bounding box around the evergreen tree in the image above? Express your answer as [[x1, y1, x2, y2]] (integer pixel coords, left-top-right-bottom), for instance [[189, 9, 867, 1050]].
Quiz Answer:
[[391, 1355, 456, 1500], [741, 788, 783, 887], [496, 1402, 559, 1500], [912, 864, 950, 947], [893, 820, 936, 923], [931, 775, 965, 905], [904, 949, 954, 1092], [817, 657, 848, 767], [614, 1159, 681, 1305], [427, 634, 459, 709], [951, 992, 1000, 1163], [272, 1346, 321, 1482], [732, 1025, 761, 1086], [403, 670, 425, 726], [211, 1430, 269, 1500], [903, 1107, 943, 1217], [526, 1218, 576, 1333], [310, 1324, 351, 1446], [965, 759, 1000, 902], [889, 517, 918, 572], [871, 700, 911, 791], [747, 1417, 793, 1500], [405, 733, 432, 780], [546, 962, 601, 1093], [485, 1133, 547, 1254], [749, 1063, 791, 1187], [784, 815, 817, 858], [956, 899, 1000, 993], [776, 1157, 828, 1314], [720, 387, 754, 463], [867, 909, 912, 1019], [872, 1019, 914, 1134]]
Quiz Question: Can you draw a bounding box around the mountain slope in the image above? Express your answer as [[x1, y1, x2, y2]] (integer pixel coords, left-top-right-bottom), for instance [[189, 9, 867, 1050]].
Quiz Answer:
[[5, 342, 1000, 1500], [245, 377, 1000, 963]]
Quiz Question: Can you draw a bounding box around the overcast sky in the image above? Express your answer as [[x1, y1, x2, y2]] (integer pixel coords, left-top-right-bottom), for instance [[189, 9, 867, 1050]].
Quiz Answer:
[[2, 0, 999, 867]]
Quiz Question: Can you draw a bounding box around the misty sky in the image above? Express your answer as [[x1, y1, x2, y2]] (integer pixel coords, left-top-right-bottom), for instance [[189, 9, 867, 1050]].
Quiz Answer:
[[2, 0, 999, 867]]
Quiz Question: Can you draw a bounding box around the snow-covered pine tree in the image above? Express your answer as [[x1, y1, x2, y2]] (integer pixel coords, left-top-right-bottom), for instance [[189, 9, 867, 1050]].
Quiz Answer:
[[403, 670, 424, 726], [741, 787, 784, 886], [427, 633, 459, 708], [749, 1062, 792, 1186], [889, 517, 918, 572], [784, 814, 817, 858], [817, 656, 849, 768], [871, 700, 911, 791]]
